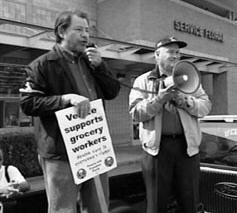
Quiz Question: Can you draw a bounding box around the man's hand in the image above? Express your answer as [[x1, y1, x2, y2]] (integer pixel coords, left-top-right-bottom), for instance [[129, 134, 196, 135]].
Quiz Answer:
[[0, 182, 21, 198], [61, 94, 90, 118], [158, 84, 176, 105], [172, 91, 194, 109], [85, 46, 102, 67]]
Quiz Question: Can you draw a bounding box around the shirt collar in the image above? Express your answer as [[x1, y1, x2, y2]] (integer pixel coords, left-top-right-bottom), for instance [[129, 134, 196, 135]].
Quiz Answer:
[[148, 66, 168, 81], [148, 66, 161, 80]]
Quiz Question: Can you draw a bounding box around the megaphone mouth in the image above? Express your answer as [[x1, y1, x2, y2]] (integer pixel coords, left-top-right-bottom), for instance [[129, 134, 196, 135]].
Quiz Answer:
[[183, 75, 188, 81], [172, 60, 200, 94]]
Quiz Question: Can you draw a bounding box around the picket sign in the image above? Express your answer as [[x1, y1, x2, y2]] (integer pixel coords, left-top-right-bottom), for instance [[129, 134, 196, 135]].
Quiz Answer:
[[55, 99, 116, 213]]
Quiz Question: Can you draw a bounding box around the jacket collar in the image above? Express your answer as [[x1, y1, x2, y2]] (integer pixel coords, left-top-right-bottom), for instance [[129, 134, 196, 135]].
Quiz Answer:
[[148, 66, 161, 80], [148, 66, 169, 81], [47, 45, 61, 60], [47, 44, 88, 61], [46, 44, 79, 92]]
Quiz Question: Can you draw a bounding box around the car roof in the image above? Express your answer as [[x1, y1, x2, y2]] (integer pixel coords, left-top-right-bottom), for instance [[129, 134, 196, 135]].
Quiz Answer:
[[199, 115, 237, 122]]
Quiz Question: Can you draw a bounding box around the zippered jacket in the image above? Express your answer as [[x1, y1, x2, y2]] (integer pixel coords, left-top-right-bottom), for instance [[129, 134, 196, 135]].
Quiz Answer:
[[20, 45, 120, 160], [129, 68, 211, 156]]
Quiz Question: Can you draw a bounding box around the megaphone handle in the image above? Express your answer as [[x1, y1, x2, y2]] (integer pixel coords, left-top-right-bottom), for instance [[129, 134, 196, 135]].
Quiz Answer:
[[163, 76, 174, 88], [167, 85, 176, 92]]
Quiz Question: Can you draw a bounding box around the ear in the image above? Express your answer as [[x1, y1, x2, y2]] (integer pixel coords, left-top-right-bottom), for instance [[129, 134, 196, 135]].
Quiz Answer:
[[155, 50, 159, 59], [57, 25, 65, 40]]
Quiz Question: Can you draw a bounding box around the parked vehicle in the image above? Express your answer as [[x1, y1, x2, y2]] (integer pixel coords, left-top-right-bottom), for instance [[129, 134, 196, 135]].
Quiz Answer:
[[199, 115, 237, 213]]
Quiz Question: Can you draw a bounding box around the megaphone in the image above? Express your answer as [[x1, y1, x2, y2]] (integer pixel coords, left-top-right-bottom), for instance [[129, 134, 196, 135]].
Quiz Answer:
[[163, 60, 200, 94]]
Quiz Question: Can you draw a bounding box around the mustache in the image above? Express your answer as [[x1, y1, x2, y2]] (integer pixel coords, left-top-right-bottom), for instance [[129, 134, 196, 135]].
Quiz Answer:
[[86, 42, 96, 48]]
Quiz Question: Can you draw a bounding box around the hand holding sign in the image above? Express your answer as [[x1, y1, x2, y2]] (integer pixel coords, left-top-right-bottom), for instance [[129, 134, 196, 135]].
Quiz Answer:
[[55, 99, 117, 185], [61, 94, 90, 118]]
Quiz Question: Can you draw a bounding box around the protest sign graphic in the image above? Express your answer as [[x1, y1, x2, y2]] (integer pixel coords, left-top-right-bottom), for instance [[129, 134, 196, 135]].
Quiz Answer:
[[55, 99, 117, 184]]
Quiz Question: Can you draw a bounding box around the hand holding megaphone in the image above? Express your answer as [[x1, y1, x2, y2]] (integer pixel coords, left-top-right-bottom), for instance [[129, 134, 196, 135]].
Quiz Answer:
[[172, 91, 194, 109], [163, 74, 189, 89], [158, 81, 177, 104]]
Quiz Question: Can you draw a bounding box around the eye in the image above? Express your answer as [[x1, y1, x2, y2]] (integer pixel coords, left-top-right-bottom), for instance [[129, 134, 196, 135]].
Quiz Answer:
[[74, 27, 89, 33], [85, 28, 89, 33], [75, 27, 83, 32]]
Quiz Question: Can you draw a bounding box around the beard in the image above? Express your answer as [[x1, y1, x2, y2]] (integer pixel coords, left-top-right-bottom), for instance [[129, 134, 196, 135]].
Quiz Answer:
[[160, 62, 174, 76]]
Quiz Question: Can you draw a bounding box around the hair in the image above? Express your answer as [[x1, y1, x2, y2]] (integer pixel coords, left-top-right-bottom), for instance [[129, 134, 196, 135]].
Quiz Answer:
[[54, 10, 89, 43]]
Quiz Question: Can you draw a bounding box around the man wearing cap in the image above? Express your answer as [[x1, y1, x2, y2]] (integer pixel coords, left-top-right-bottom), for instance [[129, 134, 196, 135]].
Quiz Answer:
[[129, 36, 211, 213]]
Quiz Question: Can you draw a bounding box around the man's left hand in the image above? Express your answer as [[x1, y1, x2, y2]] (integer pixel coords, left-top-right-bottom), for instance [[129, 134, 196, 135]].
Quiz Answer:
[[172, 91, 194, 109], [85, 46, 102, 67]]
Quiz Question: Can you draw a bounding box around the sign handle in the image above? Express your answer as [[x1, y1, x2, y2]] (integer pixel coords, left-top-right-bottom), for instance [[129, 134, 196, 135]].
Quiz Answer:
[[93, 176, 109, 213]]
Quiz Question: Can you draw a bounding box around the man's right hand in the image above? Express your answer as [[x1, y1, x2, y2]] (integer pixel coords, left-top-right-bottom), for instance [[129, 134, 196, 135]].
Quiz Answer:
[[158, 85, 176, 105], [61, 94, 90, 118], [0, 184, 20, 198]]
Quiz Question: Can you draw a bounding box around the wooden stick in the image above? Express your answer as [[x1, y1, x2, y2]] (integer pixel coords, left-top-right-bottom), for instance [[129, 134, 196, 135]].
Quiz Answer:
[[93, 176, 109, 213]]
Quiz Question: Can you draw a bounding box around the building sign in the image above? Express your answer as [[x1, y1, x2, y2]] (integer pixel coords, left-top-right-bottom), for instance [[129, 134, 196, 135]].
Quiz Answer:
[[174, 20, 223, 43]]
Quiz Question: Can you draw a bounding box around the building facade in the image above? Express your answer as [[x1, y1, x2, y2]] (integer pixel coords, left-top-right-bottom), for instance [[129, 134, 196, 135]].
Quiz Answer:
[[0, 0, 237, 146]]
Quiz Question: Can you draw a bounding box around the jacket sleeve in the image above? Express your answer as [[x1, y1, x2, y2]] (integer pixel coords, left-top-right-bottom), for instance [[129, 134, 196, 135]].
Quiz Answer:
[[91, 61, 120, 100], [20, 60, 66, 117], [175, 85, 212, 118], [129, 74, 164, 122]]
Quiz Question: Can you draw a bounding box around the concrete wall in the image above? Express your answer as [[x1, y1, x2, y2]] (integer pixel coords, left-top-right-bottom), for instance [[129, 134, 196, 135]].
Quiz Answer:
[[227, 67, 237, 114], [139, 0, 237, 62], [97, 0, 141, 41], [97, 0, 237, 61], [0, 0, 97, 34]]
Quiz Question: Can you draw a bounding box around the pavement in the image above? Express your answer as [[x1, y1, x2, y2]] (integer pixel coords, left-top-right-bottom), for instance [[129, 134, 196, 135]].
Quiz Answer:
[[22, 144, 146, 213]]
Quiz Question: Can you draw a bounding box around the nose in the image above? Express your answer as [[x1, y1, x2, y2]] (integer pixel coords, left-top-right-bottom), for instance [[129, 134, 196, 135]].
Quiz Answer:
[[81, 29, 89, 38], [173, 52, 180, 60]]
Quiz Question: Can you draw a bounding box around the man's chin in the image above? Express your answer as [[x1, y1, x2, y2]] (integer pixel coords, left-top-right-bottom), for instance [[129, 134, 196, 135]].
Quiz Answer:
[[74, 47, 86, 54], [166, 66, 174, 75]]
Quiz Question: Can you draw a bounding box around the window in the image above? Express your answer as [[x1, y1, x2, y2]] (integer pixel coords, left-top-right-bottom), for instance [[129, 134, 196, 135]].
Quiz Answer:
[[5, 101, 19, 127], [200, 116, 237, 168], [179, 0, 237, 21], [0, 64, 33, 128]]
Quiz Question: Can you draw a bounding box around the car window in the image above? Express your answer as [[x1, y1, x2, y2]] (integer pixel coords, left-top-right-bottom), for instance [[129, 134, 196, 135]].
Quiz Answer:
[[200, 119, 237, 167]]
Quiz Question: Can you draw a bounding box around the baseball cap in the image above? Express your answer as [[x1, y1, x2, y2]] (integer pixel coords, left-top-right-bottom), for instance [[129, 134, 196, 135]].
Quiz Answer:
[[155, 36, 187, 49]]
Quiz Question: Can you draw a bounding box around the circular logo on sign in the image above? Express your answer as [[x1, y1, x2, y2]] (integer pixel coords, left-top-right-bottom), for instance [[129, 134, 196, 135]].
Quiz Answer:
[[104, 156, 114, 167], [77, 169, 87, 179]]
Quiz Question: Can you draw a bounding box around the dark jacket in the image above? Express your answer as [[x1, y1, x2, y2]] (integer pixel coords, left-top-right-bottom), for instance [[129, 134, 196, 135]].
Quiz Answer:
[[20, 45, 120, 160]]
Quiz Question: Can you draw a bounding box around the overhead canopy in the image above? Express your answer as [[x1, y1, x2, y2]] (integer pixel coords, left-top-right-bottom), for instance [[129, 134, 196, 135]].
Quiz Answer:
[[0, 17, 236, 74]]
